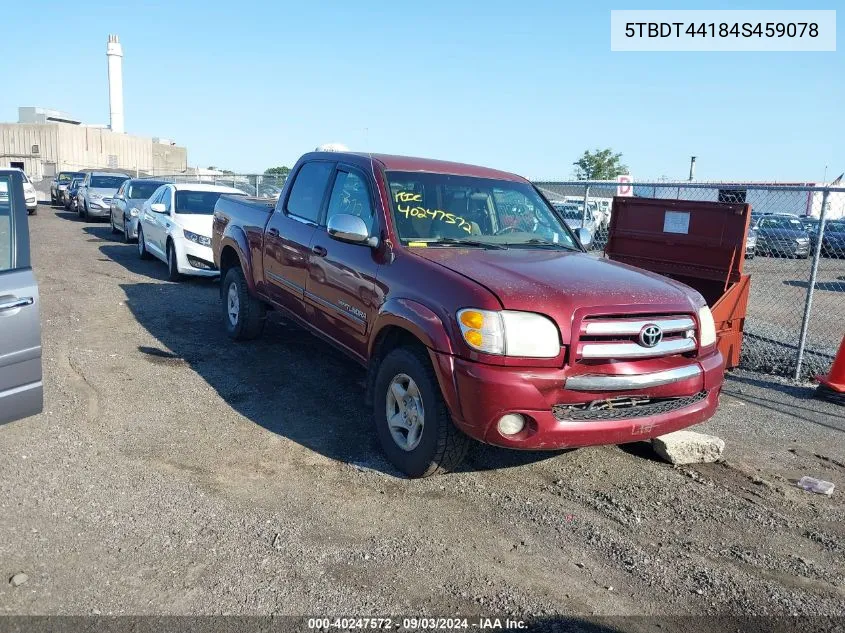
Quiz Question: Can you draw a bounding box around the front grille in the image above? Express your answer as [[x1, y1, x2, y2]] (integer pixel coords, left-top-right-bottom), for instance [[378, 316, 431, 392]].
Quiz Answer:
[[103, 198, 113, 204], [577, 313, 697, 361], [552, 391, 708, 421]]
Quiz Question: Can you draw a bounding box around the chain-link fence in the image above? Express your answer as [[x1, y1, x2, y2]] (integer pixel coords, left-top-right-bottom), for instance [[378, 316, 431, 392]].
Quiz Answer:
[[535, 180, 845, 381], [142, 173, 288, 201]]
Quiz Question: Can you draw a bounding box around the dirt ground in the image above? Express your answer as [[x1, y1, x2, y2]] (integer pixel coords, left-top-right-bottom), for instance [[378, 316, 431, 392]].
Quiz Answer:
[[1, 205, 844, 624]]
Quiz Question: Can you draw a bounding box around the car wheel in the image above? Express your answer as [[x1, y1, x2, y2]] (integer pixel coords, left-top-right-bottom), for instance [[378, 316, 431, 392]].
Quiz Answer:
[[82, 202, 90, 221], [50, 194, 56, 205], [110, 214, 118, 234], [137, 226, 152, 260], [222, 266, 266, 340], [373, 346, 470, 478], [122, 218, 132, 243], [167, 241, 182, 281], [28, 207, 37, 216]]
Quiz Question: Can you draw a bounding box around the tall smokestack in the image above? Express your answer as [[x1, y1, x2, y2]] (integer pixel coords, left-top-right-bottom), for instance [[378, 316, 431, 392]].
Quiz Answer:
[[106, 34, 124, 134], [688, 155, 697, 181]]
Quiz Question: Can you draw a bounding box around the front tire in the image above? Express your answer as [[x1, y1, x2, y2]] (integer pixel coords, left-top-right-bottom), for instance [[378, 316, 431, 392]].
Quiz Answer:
[[167, 241, 182, 281], [137, 226, 152, 259], [222, 267, 265, 340], [110, 213, 119, 234], [122, 217, 133, 243], [373, 346, 470, 478]]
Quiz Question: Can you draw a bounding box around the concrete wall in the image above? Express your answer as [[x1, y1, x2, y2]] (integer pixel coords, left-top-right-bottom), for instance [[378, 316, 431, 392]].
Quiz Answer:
[[0, 123, 187, 181]]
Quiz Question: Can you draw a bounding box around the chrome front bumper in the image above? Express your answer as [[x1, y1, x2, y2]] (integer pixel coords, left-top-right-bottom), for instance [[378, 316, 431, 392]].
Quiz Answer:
[[565, 364, 702, 391]]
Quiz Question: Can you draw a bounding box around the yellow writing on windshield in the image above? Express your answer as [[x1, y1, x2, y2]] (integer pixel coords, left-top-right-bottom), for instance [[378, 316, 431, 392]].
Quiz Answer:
[[396, 204, 472, 234], [394, 191, 472, 234], [394, 191, 422, 203]]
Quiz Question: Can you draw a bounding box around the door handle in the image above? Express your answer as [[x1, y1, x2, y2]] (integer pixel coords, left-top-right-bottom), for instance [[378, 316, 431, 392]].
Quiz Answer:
[[0, 297, 34, 312], [267, 228, 280, 237], [312, 245, 328, 257]]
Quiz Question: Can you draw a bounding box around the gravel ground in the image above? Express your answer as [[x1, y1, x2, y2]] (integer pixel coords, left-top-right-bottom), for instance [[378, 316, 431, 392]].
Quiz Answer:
[[1, 205, 844, 623]]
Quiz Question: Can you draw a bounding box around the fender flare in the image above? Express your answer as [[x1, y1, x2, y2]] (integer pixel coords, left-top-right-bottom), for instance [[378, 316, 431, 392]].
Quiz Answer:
[[217, 227, 256, 294], [369, 298, 454, 357]]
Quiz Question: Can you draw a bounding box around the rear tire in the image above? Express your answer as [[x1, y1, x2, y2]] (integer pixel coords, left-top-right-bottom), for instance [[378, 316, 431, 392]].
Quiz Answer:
[[137, 226, 152, 260], [222, 266, 265, 340], [167, 241, 182, 281], [373, 346, 470, 478]]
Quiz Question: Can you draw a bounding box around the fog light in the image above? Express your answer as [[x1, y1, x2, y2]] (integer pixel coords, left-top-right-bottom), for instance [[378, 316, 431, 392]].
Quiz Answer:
[[498, 413, 526, 436]]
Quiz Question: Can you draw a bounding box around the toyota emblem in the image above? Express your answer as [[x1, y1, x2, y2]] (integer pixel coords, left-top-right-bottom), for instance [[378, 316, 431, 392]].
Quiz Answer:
[[639, 324, 663, 348]]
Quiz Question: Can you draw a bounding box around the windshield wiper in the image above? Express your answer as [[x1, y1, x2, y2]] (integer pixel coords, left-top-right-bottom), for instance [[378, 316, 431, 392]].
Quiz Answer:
[[507, 238, 578, 251], [422, 238, 508, 250]]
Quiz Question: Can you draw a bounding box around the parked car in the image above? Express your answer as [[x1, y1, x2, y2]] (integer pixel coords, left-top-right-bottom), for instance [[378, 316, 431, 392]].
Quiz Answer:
[[11, 169, 38, 215], [212, 151, 725, 477], [64, 177, 85, 211], [109, 179, 169, 243], [745, 227, 757, 259], [0, 169, 43, 425], [138, 183, 245, 280], [753, 214, 811, 258], [820, 220, 845, 258], [50, 171, 85, 205], [76, 172, 130, 221], [553, 202, 599, 242]]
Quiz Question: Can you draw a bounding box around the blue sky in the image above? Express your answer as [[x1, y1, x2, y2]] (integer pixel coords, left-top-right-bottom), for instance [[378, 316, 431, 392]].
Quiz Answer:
[[1, 0, 841, 180]]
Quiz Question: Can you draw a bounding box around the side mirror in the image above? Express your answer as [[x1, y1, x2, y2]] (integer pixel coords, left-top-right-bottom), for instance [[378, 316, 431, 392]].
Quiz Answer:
[[150, 203, 166, 213], [576, 227, 593, 248], [327, 214, 377, 247]]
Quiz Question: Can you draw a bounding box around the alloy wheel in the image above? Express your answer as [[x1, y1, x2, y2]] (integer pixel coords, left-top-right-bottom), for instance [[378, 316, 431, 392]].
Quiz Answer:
[[385, 373, 425, 452]]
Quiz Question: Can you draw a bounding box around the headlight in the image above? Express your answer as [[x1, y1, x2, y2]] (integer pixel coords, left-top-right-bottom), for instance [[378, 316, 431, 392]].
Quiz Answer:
[[456, 309, 560, 357], [184, 230, 212, 247], [129, 208, 140, 217], [698, 306, 717, 348]]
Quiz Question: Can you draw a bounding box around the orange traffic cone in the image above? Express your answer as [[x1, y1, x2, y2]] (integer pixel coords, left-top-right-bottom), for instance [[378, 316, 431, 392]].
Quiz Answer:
[[816, 335, 845, 404]]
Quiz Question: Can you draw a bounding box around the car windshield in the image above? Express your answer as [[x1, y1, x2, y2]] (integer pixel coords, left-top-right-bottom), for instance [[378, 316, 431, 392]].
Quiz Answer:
[[386, 171, 579, 249], [826, 221, 845, 233], [175, 190, 243, 214], [58, 172, 84, 183], [759, 216, 803, 230], [90, 175, 128, 189], [128, 182, 165, 200]]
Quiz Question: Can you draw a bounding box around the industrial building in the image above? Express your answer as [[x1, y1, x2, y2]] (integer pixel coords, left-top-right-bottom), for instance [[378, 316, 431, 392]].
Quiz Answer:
[[0, 35, 187, 182]]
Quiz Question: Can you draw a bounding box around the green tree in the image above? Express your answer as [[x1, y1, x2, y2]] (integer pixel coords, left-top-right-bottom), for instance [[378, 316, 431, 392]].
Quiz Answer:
[[572, 149, 628, 180], [264, 166, 291, 177]]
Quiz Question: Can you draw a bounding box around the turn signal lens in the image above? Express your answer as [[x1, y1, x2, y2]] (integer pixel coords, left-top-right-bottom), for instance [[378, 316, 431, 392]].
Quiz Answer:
[[464, 330, 483, 347], [459, 310, 485, 330]]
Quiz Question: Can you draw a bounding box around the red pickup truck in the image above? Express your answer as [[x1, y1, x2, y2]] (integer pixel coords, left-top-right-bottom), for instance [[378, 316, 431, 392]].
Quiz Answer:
[[212, 151, 724, 477]]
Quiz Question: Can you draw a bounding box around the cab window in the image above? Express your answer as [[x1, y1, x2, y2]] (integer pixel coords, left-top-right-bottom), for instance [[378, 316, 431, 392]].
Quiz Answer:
[[325, 170, 374, 232], [285, 162, 334, 223]]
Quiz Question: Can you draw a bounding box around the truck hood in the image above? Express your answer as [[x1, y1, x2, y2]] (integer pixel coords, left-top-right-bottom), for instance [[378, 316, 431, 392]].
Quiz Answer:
[[412, 248, 700, 340]]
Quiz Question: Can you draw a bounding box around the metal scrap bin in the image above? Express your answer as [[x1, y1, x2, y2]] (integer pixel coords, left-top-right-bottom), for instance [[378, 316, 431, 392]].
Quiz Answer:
[[604, 197, 752, 369]]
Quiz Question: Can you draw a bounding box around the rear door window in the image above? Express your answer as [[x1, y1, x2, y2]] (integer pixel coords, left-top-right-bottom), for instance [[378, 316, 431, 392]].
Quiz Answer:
[[285, 162, 334, 223]]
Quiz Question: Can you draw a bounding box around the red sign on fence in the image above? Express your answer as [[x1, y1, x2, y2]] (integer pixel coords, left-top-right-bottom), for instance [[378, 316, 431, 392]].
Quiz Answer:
[[617, 175, 633, 197]]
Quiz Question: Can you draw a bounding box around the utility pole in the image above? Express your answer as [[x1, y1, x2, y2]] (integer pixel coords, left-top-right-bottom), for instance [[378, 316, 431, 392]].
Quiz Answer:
[[688, 156, 696, 181]]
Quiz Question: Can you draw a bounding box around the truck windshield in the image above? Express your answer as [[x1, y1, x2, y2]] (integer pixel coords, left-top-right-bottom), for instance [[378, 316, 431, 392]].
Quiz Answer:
[[175, 190, 243, 214], [386, 171, 579, 249]]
